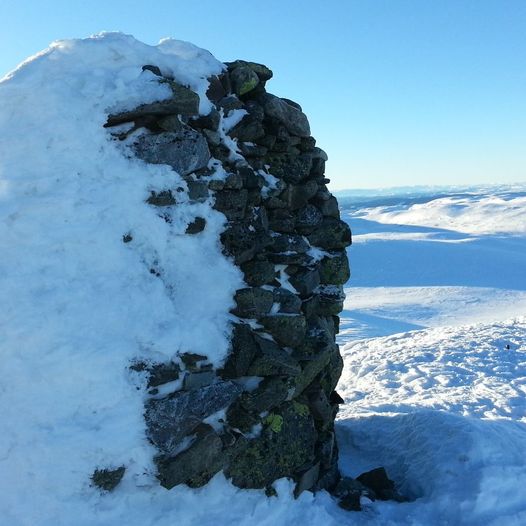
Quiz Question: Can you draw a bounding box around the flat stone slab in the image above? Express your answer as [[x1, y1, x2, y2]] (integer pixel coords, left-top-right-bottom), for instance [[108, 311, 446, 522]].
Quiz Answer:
[[145, 381, 242, 455]]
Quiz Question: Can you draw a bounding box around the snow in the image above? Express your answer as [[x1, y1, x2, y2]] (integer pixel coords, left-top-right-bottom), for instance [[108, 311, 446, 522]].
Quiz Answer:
[[1, 32, 525, 525]]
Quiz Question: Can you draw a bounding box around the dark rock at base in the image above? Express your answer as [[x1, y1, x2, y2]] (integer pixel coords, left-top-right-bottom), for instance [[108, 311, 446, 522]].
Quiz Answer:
[[190, 109, 221, 131], [156, 425, 224, 489], [269, 233, 310, 254], [319, 251, 350, 284], [226, 403, 317, 488], [307, 389, 332, 426], [241, 260, 276, 287], [315, 285, 346, 316], [183, 370, 216, 390], [306, 218, 351, 250], [264, 154, 313, 184], [186, 180, 210, 202], [133, 128, 211, 177], [315, 195, 340, 218], [260, 314, 306, 348], [220, 221, 264, 264], [145, 381, 242, 455], [185, 217, 206, 234], [356, 467, 398, 501], [293, 344, 333, 396], [206, 75, 227, 102], [217, 95, 244, 113], [91, 466, 126, 492], [295, 462, 320, 496], [180, 352, 208, 371]]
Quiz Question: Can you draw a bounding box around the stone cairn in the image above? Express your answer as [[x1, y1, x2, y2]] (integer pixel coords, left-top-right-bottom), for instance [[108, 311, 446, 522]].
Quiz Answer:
[[104, 60, 353, 498]]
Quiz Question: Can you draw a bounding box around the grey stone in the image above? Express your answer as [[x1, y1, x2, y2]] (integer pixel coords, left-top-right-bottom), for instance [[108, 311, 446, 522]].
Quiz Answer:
[[307, 389, 332, 425], [316, 285, 346, 316], [306, 218, 351, 250], [106, 83, 200, 126], [146, 190, 177, 207], [145, 381, 242, 455], [261, 94, 311, 137], [190, 109, 220, 131], [157, 114, 183, 132], [229, 114, 265, 142], [130, 360, 180, 388], [293, 345, 333, 396], [156, 426, 225, 489], [133, 128, 211, 177], [319, 251, 350, 284], [317, 196, 340, 218], [232, 287, 274, 318], [202, 129, 221, 146], [180, 352, 208, 372], [264, 154, 313, 184], [224, 172, 244, 190], [260, 314, 306, 348], [217, 95, 244, 113]]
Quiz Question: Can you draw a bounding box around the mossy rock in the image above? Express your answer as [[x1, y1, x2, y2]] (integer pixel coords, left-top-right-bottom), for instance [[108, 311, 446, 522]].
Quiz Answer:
[[226, 402, 316, 488]]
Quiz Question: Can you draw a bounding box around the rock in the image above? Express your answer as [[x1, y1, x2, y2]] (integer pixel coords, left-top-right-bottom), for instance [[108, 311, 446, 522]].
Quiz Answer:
[[306, 218, 351, 250], [264, 153, 313, 184], [130, 360, 180, 388], [319, 251, 350, 284], [240, 260, 276, 287], [185, 217, 206, 234], [273, 287, 302, 314], [157, 114, 184, 132], [260, 314, 306, 348], [295, 204, 323, 233], [221, 323, 259, 378], [91, 466, 125, 492], [156, 425, 225, 489], [239, 376, 291, 413], [186, 180, 209, 202], [226, 403, 317, 488], [133, 128, 210, 177], [183, 370, 216, 390], [213, 189, 248, 221], [106, 83, 200, 126], [146, 190, 177, 207], [230, 65, 260, 96], [316, 285, 346, 316], [247, 335, 301, 376], [190, 109, 221, 131], [232, 287, 274, 318], [206, 75, 227, 102], [356, 467, 400, 501], [295, 462, 320, 496], [293, 345, 333, 396], [142, 64, 162, 76], [316, 195, 340, 218], [289, 268, 320, 298], [282, 180, 319, 210], [307, 389, 332, 425], [180, 352, 208, 371], [229, 114, 265, 142], [224, 172, 244, 190], [217, 95, 244, 113], [226, 60, 273, 82], [145, 381, 242, 455], [261, 94, 311, 137], [269, 233, 310, 254], [220, 221, 261, 264]]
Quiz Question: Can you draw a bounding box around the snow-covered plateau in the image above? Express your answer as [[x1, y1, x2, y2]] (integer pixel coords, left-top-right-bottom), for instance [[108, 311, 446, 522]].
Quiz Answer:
[[0, 33, 525, 525]]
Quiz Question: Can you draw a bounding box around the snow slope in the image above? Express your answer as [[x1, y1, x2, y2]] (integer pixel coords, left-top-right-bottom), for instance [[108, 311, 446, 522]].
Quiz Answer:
[[1, 33, 525, 526]]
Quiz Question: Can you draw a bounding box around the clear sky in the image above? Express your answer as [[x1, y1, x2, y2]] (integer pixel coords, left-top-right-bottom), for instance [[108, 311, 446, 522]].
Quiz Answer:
[[1, 0, 525, 189]]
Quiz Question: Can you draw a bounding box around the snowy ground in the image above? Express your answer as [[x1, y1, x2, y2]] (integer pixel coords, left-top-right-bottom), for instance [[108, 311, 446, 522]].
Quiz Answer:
[[334, 185, 526, 525], [0, 33, 524, 525]]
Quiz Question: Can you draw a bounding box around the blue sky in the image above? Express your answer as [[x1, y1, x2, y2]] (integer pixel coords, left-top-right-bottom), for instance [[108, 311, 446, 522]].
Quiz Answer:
[[1, 0, 525, 189]]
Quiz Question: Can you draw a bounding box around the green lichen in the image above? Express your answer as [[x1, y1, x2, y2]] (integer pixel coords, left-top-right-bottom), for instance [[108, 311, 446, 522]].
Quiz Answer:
[[292, 401, 310, 416], [264, 413, 284, 433]]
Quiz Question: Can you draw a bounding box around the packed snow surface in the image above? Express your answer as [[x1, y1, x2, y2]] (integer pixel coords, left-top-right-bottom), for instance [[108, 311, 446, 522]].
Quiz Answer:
[[1, 33, 525, 525]]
